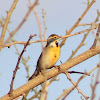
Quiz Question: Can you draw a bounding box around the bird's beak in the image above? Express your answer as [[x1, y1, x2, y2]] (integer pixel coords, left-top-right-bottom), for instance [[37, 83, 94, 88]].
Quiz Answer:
[[55, 36, 62, 43], [57, 36, 62, 41]]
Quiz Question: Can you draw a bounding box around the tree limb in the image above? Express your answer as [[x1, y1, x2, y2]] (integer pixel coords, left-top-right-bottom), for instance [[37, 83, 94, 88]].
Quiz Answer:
[[0, 43, 100, 100]]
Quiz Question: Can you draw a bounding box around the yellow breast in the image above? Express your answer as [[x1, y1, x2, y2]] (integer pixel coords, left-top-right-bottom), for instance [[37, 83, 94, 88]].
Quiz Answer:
[[38, 45, 60, 70]]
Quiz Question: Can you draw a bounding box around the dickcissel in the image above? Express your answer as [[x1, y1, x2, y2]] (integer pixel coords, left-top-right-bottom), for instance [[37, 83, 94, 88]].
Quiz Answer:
[[28, 34, 62, 80]]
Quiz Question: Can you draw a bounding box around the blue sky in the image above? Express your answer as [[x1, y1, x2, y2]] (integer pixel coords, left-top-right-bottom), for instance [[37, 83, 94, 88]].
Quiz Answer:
[[0, 0, 100, 100]]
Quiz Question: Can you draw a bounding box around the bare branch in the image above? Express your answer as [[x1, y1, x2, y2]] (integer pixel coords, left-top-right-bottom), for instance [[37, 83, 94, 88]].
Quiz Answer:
[[64, 71, 89, 99], [1, 44, 100, 100], [67, 11, 100, 60], [0, 0, 18, 50], [8, 34, 36, 94], [57, 66, 98, 100], [60, 0, 96, 47], [4, 0, 39, 46], [4, 26, 97, 48]]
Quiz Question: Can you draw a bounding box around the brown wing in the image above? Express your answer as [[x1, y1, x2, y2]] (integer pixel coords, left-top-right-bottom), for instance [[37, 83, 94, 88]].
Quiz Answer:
[[28, 52, 43, 80]]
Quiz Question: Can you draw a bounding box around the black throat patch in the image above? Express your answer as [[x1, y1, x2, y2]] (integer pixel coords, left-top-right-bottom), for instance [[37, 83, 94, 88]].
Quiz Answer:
[[55, 42, 58, 47]]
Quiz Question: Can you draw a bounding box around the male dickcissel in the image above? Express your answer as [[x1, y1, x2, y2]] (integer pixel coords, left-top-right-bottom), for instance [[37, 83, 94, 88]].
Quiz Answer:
[[29, 34, 62, 80]]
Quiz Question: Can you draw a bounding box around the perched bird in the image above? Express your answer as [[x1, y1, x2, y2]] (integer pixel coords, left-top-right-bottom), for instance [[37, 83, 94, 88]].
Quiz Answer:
[[28, 34, 62, 80]]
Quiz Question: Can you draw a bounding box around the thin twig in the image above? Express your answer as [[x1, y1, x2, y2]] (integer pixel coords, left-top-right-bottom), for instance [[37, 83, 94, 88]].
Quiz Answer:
[[28, 90, 41, 100], [4, 40, 47, 48], [68, 71, 89, 75], [78, 23, 93, 26], [8, 34, 36, 94], [61, 26, 97, 38]]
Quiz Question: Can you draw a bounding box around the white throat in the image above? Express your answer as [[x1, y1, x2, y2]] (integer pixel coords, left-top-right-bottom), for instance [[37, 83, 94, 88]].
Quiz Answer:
[[49, 41, 58, 47]]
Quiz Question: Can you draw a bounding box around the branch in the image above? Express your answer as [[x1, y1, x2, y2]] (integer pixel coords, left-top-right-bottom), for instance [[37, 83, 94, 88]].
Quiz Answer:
[[14, 45, 30, 78], [1, 44, 100, 100], [4, 0, 39, 46], [4, 40, 47, 48], [40, 81, 49, 100], [28, 77, 57, 100], [8, 34, 36, 94], [0, 19, 30, 78], [60, 0, 96, 47], [61, 26, 97, 39], [68, 71, 89, 75], [67, 11, 100, 60], [4, 26, 97, 48], [0, 0, 18, 50], [57, 65, 98, 100], [28, 90, 41, 100], [67, 25, 96, 60], [78, 23, 93, 26], [64, 71, 89, 99]]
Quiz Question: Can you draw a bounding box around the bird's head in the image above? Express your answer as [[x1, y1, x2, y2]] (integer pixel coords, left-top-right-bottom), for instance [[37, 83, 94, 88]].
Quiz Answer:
[[46, 34, 62, 47]]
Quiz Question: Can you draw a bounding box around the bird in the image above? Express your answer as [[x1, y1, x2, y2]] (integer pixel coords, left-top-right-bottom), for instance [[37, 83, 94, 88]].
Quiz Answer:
[[28, 34, 62, 80], [22, 34, 62, 100]]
